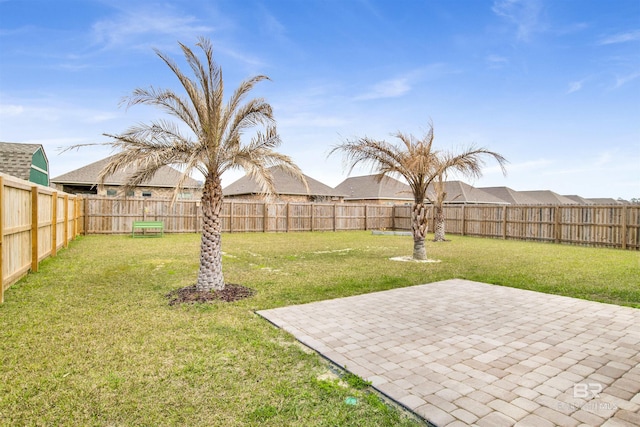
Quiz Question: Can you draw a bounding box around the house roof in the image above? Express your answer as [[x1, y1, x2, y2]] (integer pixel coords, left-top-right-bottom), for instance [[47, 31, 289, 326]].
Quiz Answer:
[[335, 176, 507, 204], [478, 186, 542, 205], [517, 190, 578, 205], [223, 167, 343, 198], [334, 174, 413, 201], [586, 197, 623, 205], [563, 195, 594, 205], [0, 141, 46, 181], [428, 181, 509, 204], [51, 156, 202, 189]]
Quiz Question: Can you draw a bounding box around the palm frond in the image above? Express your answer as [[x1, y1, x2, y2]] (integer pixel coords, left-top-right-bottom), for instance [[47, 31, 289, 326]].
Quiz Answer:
[[331, 122, 506, 206], [124, 87, 200, 136]]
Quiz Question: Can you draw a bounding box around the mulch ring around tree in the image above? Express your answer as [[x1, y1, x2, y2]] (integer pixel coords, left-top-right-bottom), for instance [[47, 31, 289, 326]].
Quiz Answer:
[[167, 284, 255, 306]]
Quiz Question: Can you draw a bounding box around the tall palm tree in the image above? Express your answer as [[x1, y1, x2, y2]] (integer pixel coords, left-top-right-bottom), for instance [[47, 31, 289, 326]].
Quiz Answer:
[[331, 123, 506, 260], [94, 37, 305, 292]]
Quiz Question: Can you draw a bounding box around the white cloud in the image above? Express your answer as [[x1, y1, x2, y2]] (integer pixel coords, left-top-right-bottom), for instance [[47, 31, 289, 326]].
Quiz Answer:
[[91, 5, 213, 51], [492, 0, 544, 41], [356, 77, 411, 100], [0, 104, 24, 116], [598, 30, 640, 45], [486, 54, 509, 69], [354, 65, 448, 101], [614, 71, 640, 89], [567, 81, 582, 94], [261, 9, 287, 41]]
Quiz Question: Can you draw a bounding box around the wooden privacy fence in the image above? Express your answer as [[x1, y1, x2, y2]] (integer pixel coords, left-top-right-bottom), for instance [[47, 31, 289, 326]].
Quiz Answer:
[[0, 173, 81, 303], [393, 204, 640, 250], [82, 196, 395, 234], [82, 196, 639, 250]]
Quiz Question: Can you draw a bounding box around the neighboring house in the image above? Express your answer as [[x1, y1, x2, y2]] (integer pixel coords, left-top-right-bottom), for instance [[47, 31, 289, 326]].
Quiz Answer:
[[479, 186, 542, 205], [586, 198, 625, 205], [0, 141, 50, 186], [427, 181, 508, 205], [334, 174, 413, 205], [51, 156, 202, 199], [223, 167, 344, 202], [517, 190, 578, 205], [336, 176, 507, 205], [563, 195, 594, 205]]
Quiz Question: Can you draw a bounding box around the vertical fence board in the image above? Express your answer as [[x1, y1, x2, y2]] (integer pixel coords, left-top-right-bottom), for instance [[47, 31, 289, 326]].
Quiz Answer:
[[31, 187, 38, 272]]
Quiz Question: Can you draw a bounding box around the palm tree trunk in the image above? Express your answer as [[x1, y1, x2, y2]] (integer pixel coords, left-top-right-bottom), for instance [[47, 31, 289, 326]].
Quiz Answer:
[[196, 174, 225, 292], [433, 205, 446, 242], [411, 202, 428, 260]]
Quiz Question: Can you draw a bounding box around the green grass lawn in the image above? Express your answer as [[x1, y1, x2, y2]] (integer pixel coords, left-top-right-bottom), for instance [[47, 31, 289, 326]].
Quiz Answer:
[[1, 232, 638, 426]]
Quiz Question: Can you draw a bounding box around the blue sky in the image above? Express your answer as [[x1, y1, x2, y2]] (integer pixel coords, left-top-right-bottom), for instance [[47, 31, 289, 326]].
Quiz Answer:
[[1, 0, 639, 199]]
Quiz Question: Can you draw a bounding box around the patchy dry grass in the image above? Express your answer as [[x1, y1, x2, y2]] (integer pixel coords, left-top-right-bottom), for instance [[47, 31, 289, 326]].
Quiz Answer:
[[1, 232, 637, 426]]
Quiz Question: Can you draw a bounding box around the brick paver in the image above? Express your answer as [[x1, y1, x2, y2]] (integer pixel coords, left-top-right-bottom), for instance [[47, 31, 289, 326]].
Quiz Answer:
[[257, 279, 640, 426]]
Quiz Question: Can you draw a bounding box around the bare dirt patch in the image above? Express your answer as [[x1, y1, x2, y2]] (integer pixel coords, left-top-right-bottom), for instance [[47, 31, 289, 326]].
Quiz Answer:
[[167, 284, 255, 305], [389, 256, 441, 263]]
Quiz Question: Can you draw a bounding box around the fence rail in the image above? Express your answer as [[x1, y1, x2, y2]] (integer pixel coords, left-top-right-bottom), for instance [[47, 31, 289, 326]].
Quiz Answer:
[[0, 172, 81, 303], [81, 196, 639, 250]]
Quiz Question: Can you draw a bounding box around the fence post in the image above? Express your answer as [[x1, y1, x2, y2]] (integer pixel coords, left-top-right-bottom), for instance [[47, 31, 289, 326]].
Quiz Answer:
[[63, 195, 69, 248], [286, 202, 290, 232], [73, 197, 78, 238], [554, 206, 562, 244], [502, 205, 507, 240], [621, 205, 627, 250], [332, 203, 337, 232], [31, 186, 39, 273], [83, 196, 89, 235], [364, 204, 368, 231], [0, 176, 4, 303], [229, 201, 234, 233], [461, 205, 466, 236], [52, 192, 58, 257], [310, 203, 314, 232], [263, 201, 268, 232], [142, 198, 147, 221], [196, 201, 201, 233]]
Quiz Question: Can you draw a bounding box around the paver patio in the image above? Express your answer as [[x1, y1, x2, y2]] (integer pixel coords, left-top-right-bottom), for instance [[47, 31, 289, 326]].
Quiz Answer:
[[257, 279, 640, 427]]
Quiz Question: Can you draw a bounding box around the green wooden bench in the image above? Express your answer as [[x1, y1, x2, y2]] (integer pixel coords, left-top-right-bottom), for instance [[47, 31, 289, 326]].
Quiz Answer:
[[132, 220, 164, 238]]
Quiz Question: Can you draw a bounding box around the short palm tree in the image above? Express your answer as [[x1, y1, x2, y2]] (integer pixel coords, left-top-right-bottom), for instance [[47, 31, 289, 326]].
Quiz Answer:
[[429, 145, 507, 241], [93, 37, 305, 291], [331, 123, 506, 260]]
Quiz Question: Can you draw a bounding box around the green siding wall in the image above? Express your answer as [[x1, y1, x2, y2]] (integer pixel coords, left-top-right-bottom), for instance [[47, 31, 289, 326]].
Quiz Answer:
[[32, 148, 48, 171], [29, 168, 49, 186], [29, 148, 49, 186]]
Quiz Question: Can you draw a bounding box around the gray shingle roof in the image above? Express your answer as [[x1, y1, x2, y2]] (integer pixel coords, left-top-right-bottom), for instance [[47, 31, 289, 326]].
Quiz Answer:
[[428, 181, 509, 204], [335, 176, 507, 204], [0, 141, 44, 181], [334, 174, 413, 201], [563, 195, 594, 205], [586, 197, 623, 205], [223, 167, 342, 197], [51, 156, 201, 188], [478, 186, 542, 205], [517, 190, 578, 205]]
